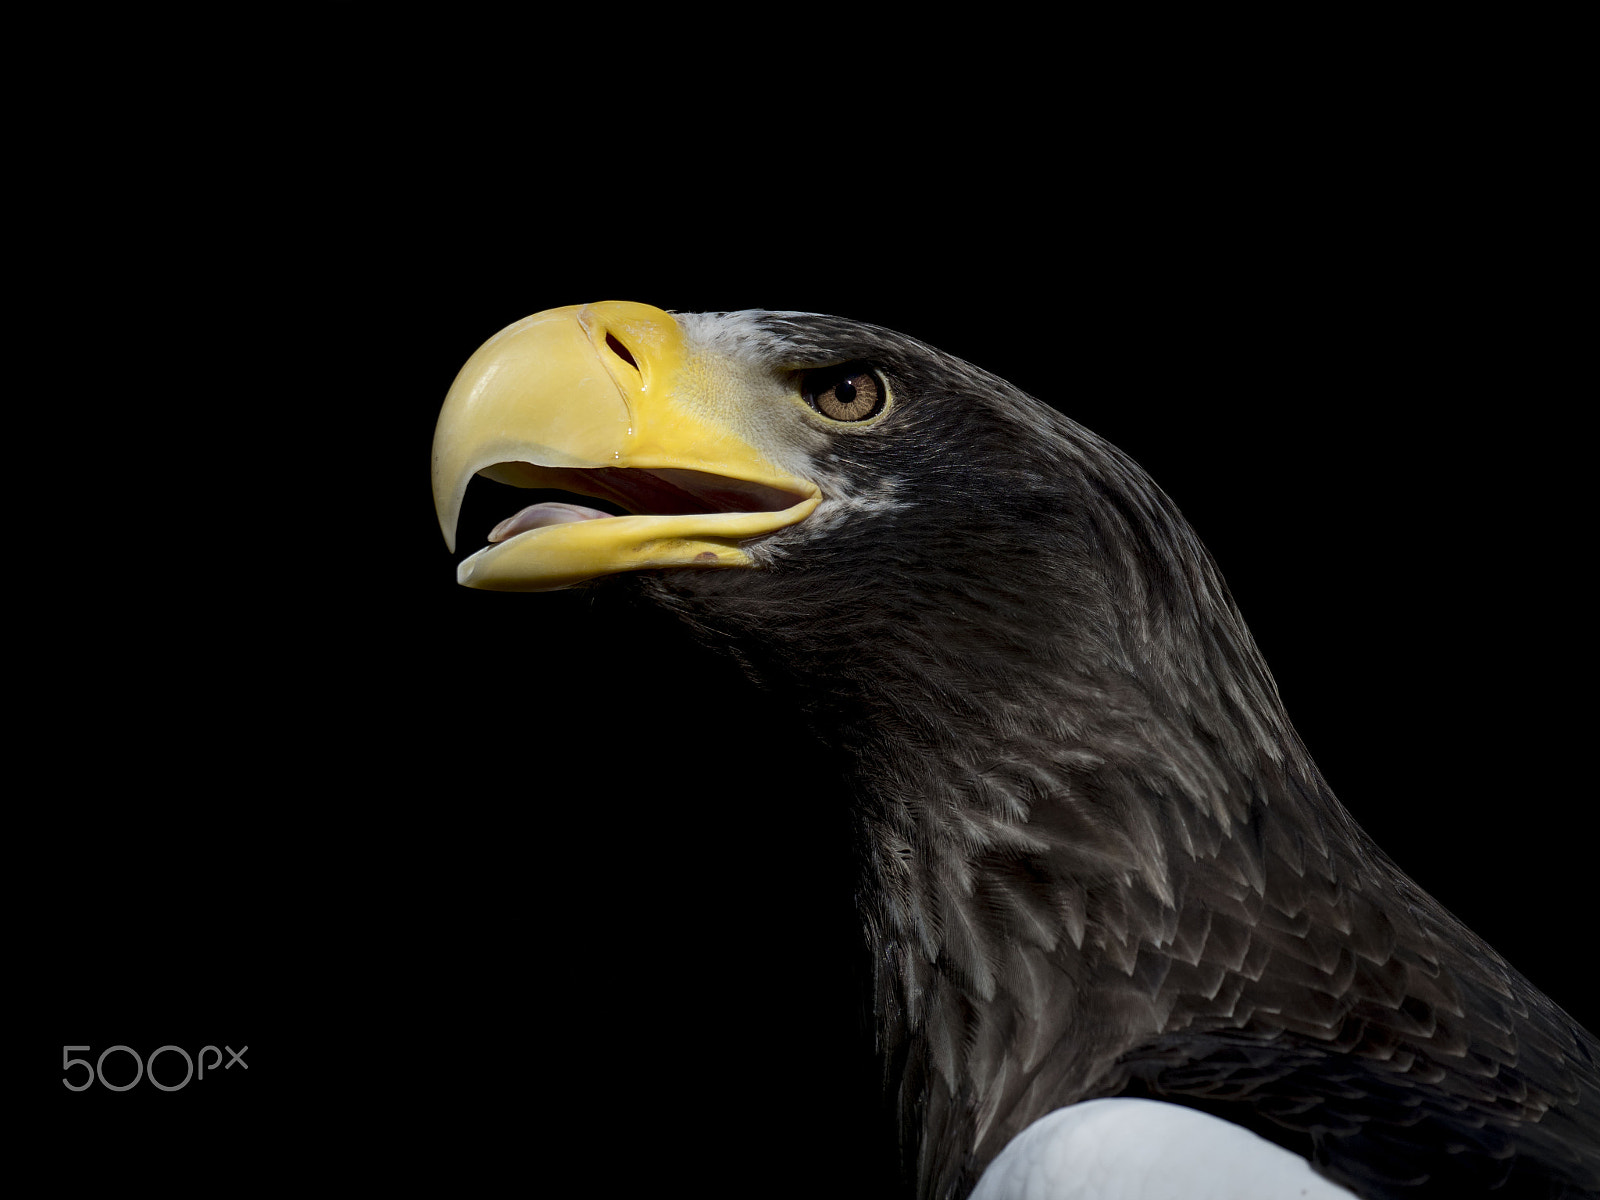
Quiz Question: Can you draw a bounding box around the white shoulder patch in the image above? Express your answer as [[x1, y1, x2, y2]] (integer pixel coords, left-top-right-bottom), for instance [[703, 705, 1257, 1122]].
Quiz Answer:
[[969, 1099, 1358, 1200]]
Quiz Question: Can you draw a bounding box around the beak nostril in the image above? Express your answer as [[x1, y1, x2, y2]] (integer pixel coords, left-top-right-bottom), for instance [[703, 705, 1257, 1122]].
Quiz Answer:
[[605, 332, 639, 371]]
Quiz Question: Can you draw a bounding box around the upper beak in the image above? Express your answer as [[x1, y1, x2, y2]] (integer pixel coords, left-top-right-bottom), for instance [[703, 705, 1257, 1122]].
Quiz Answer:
[[431, 301, 820, 591]]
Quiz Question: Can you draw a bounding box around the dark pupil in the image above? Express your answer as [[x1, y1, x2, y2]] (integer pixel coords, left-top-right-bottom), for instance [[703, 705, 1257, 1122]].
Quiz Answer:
[[835, 377, 858, 407]]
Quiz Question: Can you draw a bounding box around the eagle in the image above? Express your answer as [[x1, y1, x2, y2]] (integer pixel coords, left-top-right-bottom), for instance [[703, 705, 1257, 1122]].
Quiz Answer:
[[430, 301, 1599, 1199]]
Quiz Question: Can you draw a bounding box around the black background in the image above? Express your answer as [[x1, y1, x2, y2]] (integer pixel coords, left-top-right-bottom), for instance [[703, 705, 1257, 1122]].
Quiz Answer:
[[28, 12, 1586, 1194]]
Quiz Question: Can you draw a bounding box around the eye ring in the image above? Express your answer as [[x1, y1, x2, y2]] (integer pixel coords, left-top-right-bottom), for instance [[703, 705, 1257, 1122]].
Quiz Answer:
[[801, 363, 889, 423]]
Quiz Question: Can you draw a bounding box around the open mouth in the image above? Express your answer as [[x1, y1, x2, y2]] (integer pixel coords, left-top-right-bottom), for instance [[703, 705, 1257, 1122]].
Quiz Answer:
[[432, 301, 823, 590], [476, 465, 815, 548], [446, 456, 820, 592]]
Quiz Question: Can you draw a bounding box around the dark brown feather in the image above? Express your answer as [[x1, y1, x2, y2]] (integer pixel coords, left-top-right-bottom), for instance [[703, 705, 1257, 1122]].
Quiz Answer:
[[633, 311, 1599, 1199]]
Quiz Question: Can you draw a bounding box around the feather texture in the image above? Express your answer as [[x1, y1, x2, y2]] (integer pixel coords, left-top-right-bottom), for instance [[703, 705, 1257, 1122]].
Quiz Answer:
[[590, 311, 1597, 1198]]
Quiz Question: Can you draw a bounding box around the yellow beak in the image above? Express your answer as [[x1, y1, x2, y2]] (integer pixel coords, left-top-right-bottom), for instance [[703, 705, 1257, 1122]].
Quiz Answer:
[[432, 301, 820, 591]]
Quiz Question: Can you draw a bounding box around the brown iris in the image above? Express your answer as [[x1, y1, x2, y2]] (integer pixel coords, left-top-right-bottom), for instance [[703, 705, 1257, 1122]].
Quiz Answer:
[[803, 364, 887, 422]]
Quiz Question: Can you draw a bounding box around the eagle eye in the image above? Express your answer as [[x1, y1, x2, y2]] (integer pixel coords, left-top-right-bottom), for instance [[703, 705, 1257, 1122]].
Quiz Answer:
[[802, 363, 888, 423]]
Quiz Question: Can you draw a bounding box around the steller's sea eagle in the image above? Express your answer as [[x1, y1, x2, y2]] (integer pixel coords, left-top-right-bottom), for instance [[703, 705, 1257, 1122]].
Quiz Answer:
[[431, 302, 1599, 1199]]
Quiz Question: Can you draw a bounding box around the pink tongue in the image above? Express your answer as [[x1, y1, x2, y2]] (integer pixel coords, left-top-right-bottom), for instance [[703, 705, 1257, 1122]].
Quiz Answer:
[[489, 502, 615, 542]]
